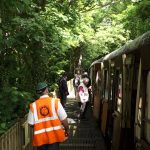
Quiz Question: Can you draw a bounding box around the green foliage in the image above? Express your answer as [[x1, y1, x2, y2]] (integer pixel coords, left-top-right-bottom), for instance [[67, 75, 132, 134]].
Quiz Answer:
[[119, 0, 150, 38], [0, 87, 33, 134]]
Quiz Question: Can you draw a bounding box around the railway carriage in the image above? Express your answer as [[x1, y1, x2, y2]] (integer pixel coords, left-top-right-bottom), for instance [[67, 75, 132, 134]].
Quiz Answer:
[[90, 31, 150, 150]]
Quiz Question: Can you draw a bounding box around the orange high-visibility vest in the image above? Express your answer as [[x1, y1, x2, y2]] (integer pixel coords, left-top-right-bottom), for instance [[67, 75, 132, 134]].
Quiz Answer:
[[30, 97, 66, 147]]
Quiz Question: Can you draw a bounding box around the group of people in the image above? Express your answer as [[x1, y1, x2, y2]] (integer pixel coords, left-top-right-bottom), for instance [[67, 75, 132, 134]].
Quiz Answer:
[[73, 72, 91, 119], [27, 71, 91, 150]]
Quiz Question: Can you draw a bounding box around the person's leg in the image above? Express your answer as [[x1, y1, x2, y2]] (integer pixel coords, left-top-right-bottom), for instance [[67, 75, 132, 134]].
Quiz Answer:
[[81, 102, 89, 118], [37, 144, 47, 150], [63, 94, 67, 107], [47, 143, 59, 150], [88, 89, 91, 102], [74, 87, 76, 98], [60, 92, 64, 106], [60, 93, 67, 107], [37, 143, 59, 150], [63, 93, 67, 107], [78, 102, 81, 108]]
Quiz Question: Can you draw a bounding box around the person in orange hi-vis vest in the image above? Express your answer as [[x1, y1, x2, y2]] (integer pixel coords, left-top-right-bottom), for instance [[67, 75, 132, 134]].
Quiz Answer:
[[27, 82, 69, 150]]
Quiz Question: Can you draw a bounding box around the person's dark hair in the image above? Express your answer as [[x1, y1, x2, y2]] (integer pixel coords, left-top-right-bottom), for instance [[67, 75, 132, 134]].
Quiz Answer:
[[62, 72, 67, 77]]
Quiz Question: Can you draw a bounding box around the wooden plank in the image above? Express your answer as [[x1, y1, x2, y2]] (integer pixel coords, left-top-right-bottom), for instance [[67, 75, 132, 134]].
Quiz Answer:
[[135, 59, 142, 139], [1, 137, 4, 150], [0, 115, 34, 150], [13, 127, 15, 149], [5, 135, 8, 150], [122, 54, 126, 128], [101, 102, 108, 135], [0, 136, 2, 150]]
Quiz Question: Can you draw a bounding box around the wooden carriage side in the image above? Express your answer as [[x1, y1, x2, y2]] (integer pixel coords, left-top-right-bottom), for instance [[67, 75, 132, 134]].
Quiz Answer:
[[90, 31, 150, 150]]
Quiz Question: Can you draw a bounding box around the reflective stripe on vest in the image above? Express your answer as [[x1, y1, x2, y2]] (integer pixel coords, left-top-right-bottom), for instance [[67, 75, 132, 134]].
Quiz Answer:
[[34, 125, 62, 135], [31, 97, 65, 146]]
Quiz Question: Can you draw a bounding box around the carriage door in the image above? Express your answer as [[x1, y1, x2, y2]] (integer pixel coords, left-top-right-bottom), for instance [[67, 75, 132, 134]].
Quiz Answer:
[[93, 69, 101, 120], [107, 63, 116, 142], [101, 69, 109, 135], [141, 71, 150, 150], [111, 71, 122, 150], [135, 60, 150, 150]]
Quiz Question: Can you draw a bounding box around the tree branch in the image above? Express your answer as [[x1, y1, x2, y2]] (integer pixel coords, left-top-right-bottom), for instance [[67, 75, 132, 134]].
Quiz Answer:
[[80, 0, 121, 13]]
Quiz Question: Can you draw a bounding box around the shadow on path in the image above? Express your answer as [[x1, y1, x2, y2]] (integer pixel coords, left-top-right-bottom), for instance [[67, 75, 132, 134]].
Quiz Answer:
[[60, 98, 106, 150]]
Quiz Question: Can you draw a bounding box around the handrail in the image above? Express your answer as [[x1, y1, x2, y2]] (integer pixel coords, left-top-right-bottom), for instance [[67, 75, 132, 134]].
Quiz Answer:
[[0, 116, 33, 150]]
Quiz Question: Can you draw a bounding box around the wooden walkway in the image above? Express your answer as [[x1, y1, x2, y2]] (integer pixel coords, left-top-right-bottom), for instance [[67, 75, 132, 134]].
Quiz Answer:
[[0, 79, 106, 150], [60, 98, 106, 150]]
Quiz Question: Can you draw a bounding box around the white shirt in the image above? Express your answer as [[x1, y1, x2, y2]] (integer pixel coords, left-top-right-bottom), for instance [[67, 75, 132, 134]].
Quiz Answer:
[[27, 95, 67, 125], [78, 82, 89, 103]]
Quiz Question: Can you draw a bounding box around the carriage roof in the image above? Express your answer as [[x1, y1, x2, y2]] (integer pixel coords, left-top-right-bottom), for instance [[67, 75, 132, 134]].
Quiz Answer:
[[91, 31, 150, 67]]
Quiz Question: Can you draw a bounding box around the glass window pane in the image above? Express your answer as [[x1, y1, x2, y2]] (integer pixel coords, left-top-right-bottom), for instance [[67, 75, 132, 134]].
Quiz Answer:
[[104, 70, 108, 99], [117, 98, 122, 112], [117, 73, 122, 112], [137, 98, 142, 125], [118, 74, 122, 98]]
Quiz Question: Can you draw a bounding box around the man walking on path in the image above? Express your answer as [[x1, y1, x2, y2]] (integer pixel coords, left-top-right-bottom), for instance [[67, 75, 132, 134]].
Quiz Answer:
[[27, 82, 69, 150], [58, 73, 69, 108]]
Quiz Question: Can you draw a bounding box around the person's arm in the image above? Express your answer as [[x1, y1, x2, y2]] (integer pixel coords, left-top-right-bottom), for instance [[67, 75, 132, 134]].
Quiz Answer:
[[27, 108, 35, 127], [61, 118, 69, 137], [73, 79, 75, 87], [28, 124, 34, 128], [57, 101, 69, 136], [88, 77, 91, 87]]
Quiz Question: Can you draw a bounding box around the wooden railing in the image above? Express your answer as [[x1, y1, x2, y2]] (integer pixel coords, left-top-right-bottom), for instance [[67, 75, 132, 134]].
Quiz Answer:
[[0, 116, 34, 150]]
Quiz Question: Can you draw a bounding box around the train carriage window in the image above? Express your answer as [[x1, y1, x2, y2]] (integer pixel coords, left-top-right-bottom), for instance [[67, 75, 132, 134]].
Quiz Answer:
[[137, 97, 142, 125], [104, 70, 109, 100], [144, 71, 150, 143], [110, 73, 114, 101], [116, 73, 122, 113], [96, 71, 100, 90]]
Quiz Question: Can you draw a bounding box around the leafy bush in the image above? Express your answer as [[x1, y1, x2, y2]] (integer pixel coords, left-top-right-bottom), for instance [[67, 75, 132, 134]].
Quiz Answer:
[[0, 87, 33, 134]]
